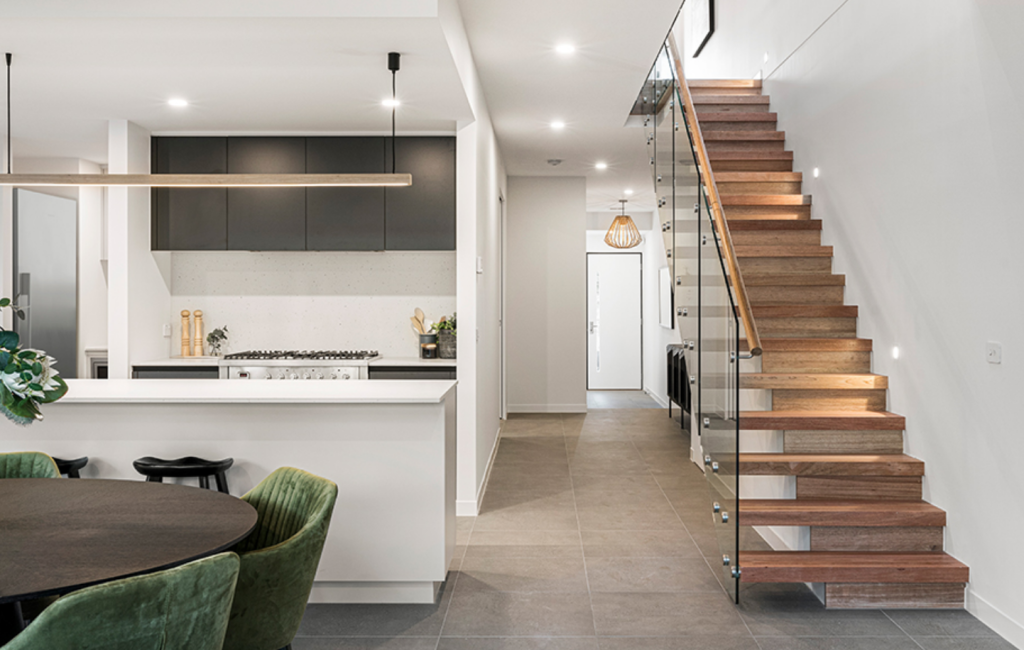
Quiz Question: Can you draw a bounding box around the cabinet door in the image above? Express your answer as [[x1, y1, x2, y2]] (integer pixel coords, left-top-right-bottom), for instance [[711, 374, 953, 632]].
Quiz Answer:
[[151, 137, 228, 250], [306, 137, 386, 250], [385, 137, 456, 250], [227, 137, 306, 251]]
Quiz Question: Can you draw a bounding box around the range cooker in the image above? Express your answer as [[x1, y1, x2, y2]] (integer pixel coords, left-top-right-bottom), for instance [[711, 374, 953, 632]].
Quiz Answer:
[[219, 350, 380, 380]]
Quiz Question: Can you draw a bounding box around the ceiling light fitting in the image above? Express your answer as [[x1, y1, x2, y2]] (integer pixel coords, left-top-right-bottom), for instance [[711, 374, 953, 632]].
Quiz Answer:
[[0, 52, 412, 188], [551, 121, 566, 130], [605, 199, 642, 249], [168, 98, 188, 108], [555, 44, 576, 55], [595, 162, 608, 170]]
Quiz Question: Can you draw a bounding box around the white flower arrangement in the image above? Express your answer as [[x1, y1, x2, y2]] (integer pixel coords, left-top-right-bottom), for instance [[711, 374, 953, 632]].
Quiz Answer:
[[0, 298, 68, 425]]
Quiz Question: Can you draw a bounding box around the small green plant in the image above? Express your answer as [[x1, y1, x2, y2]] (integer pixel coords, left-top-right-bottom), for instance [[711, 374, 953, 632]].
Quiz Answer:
[[0, 297, 68, 425], [206, 326, 229, 355], [432, 313, 456, 336]]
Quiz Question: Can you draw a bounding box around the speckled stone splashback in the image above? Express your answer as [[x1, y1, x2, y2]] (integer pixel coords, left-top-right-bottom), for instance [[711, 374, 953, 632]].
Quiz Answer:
[[170, 251, 456, 357]]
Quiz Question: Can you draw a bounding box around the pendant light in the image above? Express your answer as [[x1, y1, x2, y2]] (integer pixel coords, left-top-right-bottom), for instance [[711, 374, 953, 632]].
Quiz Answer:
[[389, 52, 400, 175], [605, 199, 643, 249], [0, 52, 412, 188]]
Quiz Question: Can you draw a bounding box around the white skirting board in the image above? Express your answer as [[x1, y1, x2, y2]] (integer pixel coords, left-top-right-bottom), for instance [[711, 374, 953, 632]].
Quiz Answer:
[[309, 581, 441, 605], [457, 424, 502, 516], [507, 403, 587, 414], [967, 589, 1024, 650]]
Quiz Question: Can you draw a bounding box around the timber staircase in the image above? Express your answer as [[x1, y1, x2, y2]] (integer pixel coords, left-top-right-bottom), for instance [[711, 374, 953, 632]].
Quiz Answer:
[[691, 79, 969, 608]]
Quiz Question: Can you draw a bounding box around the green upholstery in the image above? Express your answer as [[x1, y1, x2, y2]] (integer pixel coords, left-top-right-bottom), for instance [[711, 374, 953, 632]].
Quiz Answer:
[[1, 552, 240, 650], [0, 452, 59, 479], [223, 467, 338, 650]]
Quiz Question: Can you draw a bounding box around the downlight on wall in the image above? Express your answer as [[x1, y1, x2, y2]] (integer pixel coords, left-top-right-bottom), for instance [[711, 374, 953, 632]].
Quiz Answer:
[[892, 346, 901, 360], [604, 199, 643, 250]]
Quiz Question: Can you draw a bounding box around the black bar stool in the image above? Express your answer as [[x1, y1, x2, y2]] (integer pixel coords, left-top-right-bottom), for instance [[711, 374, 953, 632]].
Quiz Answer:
[[132, 457, 233, 494], [52, 457, 89, 479]]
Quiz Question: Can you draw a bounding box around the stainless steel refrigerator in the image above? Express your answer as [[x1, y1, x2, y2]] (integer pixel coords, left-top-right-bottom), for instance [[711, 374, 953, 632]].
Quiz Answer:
[[13, 188, 78, 379]]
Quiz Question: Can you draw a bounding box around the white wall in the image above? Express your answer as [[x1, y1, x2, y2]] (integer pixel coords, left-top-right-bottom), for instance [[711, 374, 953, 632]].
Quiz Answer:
[[440, 0, 508, 515], [679, 2, 1024, 643], [167, 252, 455, 357], [506, 176, 587, 413]]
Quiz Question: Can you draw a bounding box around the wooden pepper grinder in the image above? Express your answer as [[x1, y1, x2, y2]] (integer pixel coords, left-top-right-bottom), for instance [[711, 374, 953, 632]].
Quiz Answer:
[[193, 310, 204, 357], [180, 310, 191, 357]]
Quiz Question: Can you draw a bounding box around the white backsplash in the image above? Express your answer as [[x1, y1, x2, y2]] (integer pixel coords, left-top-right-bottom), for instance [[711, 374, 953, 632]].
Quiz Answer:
[[169, 251, 456, 357]]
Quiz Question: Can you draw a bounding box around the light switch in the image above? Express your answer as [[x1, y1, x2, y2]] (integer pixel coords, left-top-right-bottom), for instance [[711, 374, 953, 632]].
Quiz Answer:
[[476, 256, 484, 274], [162, 323, 172, 338], [987, 342, 1002, 364]]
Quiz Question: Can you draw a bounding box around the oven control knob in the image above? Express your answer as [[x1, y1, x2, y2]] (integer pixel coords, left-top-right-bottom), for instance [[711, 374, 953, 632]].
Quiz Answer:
[[264, 374, 272, 380], [330, 373, 338, 379], [288, 372, 298, 380], [341, 372, 352, 380], [302, 372, 311, 380], [314, 372, 324, 380]]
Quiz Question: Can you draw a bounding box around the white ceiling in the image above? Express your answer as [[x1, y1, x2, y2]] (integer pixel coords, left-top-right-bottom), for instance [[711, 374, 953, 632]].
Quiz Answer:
[[456, 0, 683, 212]]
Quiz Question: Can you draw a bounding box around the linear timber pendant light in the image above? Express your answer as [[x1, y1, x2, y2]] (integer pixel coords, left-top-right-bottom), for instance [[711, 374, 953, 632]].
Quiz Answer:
[[605, 199, 643, 249], [0, 52, 411, 188]]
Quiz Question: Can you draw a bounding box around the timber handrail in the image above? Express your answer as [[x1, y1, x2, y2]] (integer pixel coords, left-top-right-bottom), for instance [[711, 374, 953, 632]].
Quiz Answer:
[[666, 38, 762, 357]]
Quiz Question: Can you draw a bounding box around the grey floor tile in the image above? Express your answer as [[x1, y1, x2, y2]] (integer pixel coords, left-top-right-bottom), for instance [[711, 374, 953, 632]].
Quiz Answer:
[[438, 638, 599, 650], [883, 610, 999, 637], [293, 638, 440, 650], [466, 529, 583, 558], [456, 517, 475, 545], [441, 592, 596, 637], [912, 637, 1018, 650], [575, 503, 684, 532], [475, 491, 580, 532], [585, 556, 722, 593], [580, 530, 701, 558], [754, 638, 922, 650], [456, 555, 590, 593], [739, 607, 907, 638], [590, 592, 748, 637], [485, 472, 575, 493], [597, 638, 759, 650], [297, 583, 452, 637], [570, 473, 666, 496]]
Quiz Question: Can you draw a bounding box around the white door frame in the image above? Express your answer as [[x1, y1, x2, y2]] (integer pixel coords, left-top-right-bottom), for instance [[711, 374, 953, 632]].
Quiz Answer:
[[586, 252, 643, 390]]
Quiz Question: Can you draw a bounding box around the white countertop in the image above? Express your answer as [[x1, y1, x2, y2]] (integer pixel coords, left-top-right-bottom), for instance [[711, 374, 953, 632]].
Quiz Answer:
[[133, 357, 220, 367], [370, 357, 457, 367], [57, 379, 456, 404]]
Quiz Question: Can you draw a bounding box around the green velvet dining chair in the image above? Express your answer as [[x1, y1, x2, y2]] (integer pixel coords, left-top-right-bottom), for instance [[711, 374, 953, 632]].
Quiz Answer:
[[223, 467, 338, 650], [1, 552, 240, 650], [0, 452, 59, 479]]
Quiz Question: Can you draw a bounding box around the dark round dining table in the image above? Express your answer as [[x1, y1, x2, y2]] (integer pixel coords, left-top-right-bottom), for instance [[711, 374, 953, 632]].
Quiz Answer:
[[0, 478, 258, 642]]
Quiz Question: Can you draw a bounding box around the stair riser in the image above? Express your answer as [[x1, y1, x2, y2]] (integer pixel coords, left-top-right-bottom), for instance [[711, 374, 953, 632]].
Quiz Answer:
[[757, 317, 858, 338], [812, 527, 944, 552], [739, 257, 831, 274], [748, 286, 844, 305], [743, 567, 968, 584], [706, 140, 786, 152], [699, 121, 779, 132], [731, 231, 821, 246], [772, 389, 888, 412], [713, 160, 794, 172], [718, 181, 803, 194], [689, 87, 761, 96], [762, 351, 872, 373], [784, 431, 904, 454], [743, 461, 921, 477], [693, 103, 771, 113], [825, 583, 965, 609], [797, 476, 922, 501]]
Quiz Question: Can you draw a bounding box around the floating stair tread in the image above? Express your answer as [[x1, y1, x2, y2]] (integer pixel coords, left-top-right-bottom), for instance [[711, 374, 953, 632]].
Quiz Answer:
[[689, 79, 762, 89], [743, 273, 845, 286], [716, 172, 803, 182], [736, 245, 833, 258], [741, 410, 907, 430], [721, 194, 811, 206], [709, 151, 793, 160], [704, 130, 786, 141], [743, 338, 873, 351], [741, 373, 889, 389], [692, 94, 771, 104], [739, 500, 946, 527], [697, 112, 778, 122], [740, 453, 924, 476], [752, 305, 857, 318], [740, 551, 969, 584]]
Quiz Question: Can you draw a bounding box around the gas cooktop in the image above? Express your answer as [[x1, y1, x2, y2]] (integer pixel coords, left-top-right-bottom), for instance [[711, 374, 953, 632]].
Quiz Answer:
[[223, 350, 380, 361]]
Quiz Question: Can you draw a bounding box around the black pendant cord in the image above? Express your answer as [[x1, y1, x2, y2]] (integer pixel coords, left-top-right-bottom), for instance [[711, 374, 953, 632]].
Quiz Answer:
[[5, 52, 11, 175], [391, 69, 397, 174]]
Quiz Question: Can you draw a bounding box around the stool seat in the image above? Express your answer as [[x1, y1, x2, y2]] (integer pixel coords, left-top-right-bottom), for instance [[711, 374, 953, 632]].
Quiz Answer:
[[133, 456, 233, 493], [52, 456, 89, 478]]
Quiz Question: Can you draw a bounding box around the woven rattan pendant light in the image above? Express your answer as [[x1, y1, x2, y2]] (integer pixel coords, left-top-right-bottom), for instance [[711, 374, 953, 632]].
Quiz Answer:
[[604, 199, 643, 249]]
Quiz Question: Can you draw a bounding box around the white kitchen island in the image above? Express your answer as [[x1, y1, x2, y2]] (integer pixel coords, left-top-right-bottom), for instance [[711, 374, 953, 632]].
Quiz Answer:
[[0, 379, 457, 604]]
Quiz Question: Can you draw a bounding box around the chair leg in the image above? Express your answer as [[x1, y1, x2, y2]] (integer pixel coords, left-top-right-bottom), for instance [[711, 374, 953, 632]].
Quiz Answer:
[[214, 472, 229, 494], [67, 469, 80, 479], [145, 476, 163, 483], [199, 475, 210, 490]]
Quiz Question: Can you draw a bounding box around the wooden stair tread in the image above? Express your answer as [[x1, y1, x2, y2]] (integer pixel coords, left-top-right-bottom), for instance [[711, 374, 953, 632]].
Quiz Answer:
[[721, 194, 811, 206], [742, 338, 873, 351], [740, 551, 969, 584], [743, 273, 845, 286], [692, 94, 771, 104], [736, 245, 833, 258], [709, 151, 793, 160], [741, 373, 888, 389], [689, 79, 762, 89], [704, 130, 786, 141], [752, 305, 857, 318], [697, 112, 778, 122], [741, 410, 906, 430], [739, 500, 946, 527], [716, 172, 802, 182], [740, 453, 923, 476]]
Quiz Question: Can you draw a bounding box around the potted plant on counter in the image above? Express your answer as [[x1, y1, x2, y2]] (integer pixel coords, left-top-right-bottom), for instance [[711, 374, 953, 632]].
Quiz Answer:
[[433, 314, 457, 360], [206, 326, 229, 357], [0, 298, 68, 425]]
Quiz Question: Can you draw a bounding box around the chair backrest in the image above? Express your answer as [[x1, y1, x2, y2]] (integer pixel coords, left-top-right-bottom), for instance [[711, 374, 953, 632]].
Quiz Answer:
[[223, 467, 338, 650], [1, 552, 240, 650], [0, 452, 59, 479]]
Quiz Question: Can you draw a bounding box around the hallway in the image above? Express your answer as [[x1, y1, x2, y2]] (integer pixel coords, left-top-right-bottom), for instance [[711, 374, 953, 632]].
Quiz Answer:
[[294, 409, 1009, 649]]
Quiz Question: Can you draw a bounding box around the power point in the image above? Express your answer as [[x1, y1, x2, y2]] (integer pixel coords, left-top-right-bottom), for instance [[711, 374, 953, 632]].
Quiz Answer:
[[162, 323, 172, 338], [986, 342, 1002, 365]]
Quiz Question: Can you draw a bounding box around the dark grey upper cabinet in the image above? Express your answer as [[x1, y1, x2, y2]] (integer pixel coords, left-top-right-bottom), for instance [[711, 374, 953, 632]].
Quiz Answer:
[[306, 137, 386, 251], [385, 137, 456, 250], [227, 137, 307, 251], [151, 137, 228, 250]]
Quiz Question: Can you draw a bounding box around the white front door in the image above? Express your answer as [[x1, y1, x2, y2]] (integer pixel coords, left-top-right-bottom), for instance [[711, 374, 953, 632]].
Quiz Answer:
[[587, 253, 642, 390]]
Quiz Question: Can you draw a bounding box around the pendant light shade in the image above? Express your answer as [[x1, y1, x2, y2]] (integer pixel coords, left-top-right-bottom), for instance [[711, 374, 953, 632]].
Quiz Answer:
[[604, 200, 643, 249]]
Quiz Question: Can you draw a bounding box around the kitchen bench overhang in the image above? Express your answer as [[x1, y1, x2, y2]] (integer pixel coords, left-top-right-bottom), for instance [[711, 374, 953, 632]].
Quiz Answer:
[[0, 173, 413, 187]]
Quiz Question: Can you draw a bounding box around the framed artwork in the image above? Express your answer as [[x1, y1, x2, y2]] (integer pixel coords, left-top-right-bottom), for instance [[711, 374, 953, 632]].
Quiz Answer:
[[684, 0, 715, 58]]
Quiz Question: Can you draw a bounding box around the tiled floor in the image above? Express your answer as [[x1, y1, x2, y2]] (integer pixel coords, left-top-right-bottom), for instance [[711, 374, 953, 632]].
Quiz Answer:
[[586, 390, 661, 409], [294, 410, 1014, 650]]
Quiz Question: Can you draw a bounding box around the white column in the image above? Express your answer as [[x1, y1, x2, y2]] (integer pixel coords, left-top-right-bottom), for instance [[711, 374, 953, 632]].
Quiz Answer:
[[455, 121, 479, 515]]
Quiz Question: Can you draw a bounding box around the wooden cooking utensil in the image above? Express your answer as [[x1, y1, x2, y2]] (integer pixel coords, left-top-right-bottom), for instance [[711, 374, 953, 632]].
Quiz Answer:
[[410, 316, 425, 334]]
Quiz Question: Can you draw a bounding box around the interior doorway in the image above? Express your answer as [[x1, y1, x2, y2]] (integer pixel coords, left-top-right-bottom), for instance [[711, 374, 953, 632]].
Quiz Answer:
[[586, 252, 642, 391]]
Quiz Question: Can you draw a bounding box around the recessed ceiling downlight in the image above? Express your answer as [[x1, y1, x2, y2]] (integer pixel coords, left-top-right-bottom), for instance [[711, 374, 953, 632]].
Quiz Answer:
[[551, 120, 566, 130], [168, 98, 188, 108], [555, 44, 576, 55], [382, 98, 401, 108], [624, 189, 634, 196], [595, 162, 608, 170]]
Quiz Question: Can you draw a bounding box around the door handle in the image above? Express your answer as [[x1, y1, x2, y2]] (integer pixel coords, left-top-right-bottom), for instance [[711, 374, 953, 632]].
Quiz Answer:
[[589, 321, 597, 334]]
